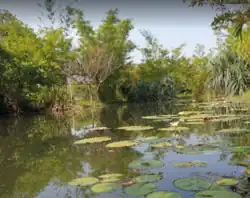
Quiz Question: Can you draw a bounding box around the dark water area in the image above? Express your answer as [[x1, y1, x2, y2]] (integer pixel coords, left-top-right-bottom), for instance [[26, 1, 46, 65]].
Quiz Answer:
[[0, 100, 250, 198]]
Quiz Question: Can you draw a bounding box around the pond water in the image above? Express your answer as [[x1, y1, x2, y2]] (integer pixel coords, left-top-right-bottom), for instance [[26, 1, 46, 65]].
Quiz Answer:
[[0, 99, 250, 198]]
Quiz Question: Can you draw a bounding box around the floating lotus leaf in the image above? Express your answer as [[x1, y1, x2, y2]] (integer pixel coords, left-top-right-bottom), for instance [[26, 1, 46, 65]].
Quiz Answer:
[[158, 127, 189, 132], [174, 162, 193, 168], [244, 169, 250, 176], [192, 160, 208, 167], [142, 116, 162, 120], [91, 183, 119, 193], [128, 159, 164, 170], [216, 128, 248, 134], [174, 148, 202, 155], [151, 141, 172, 148], [216, 178, 239, 186], [68, 177, 99, 186], [133, 174, 163, 183], [158, 114, 177, 118], [153, 118, 172, 122], [140, 136, 159, 143], [88, 127, 110, 131], [194, 190, 241, 198], [101, 178, 121, 183], [228, 146, 250, 152], [146, 137, 171, 144], [124, 183, 156, 196], [99, 173, 123, 179], [117, 126, 154, 131], [209, 184, 227, 190], [146, 191, 182, 198], [178, 111, 200, 116], [73, 137, 112, 145], [209, 118, 239, 122], [173, 177, 211, 191], [175, 145, 184, 149], [106, 140, 138, 148]]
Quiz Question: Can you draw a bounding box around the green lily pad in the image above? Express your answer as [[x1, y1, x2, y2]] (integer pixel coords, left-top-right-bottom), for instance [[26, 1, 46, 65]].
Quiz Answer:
[[73, 137, 112, 145], [178, 111, 200, 116], [106, 140, 138, 148], [192, 160, 208, 167], [174, 148, 202, 155], [117, 126, 154, 131], [91, 183, 119, 193], [216, 128, 248, 134], [173, 177, 211, 191], [124, 183, 156, 196], [209, 184, 227, 190], [146, 191, 182, 198], [144, 137, 171, 145], [194, 190, 241, 198], [142, 116, 162, 120], [216, 178, 239, 186], [174, 162, 193, 168], [68, 177, 99, 186], [133, 174, 163, 183], [151, 141, 172, 148], [98, 173, 123, 179], [101, 178, 121, 183], [88, 127, 110, 131], [158, 127, 189, 132], [140, 136, 159, 143], [128, 159, 164, 170]]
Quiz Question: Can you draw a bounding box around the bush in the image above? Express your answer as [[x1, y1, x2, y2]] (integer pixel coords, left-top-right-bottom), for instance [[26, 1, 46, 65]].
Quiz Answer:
[[127, 77, 176, 102]]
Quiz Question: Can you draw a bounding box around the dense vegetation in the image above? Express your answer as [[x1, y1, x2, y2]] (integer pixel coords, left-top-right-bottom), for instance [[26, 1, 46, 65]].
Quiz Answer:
[[1, 0, 250, 115]]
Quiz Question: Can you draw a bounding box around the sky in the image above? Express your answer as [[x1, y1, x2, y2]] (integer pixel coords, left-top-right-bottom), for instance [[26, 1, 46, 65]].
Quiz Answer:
[[1, 0, 218, 63]]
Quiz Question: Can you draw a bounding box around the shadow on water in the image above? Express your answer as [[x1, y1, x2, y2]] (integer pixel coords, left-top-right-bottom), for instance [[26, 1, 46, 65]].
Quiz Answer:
[[0, 100, 250, 197]]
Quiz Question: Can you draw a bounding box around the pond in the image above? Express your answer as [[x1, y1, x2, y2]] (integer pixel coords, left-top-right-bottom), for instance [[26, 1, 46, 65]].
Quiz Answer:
[[0, 99, 250, 198]]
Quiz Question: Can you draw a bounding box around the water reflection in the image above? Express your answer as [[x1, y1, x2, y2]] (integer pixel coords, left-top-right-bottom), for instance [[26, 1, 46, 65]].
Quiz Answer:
[[0, 101, 249, 197]]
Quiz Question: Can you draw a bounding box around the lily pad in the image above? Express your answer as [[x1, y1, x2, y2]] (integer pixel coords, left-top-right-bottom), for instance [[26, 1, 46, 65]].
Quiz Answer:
[[68, 177, 99, 186], [140, 136, 159, 143], [173, 177, 211, 191], [192, 160, 208, 167], [133, 174, 163, 183], [88, 127, 110, 131], [142, 116, 162, 120], [106, 140, 138, 148], [244, 169, 250, 176], [98, 173, 123, 179], [158, 127, 189, 132], [194, 190, 241, 198], [128, 159, 164, 170], [101, 178, 121, 183], [228, 146, 250, 152], [73, 137, 112, 145], [209, 184, 227, 190], [151, 141, 172, 148], [117, 126, 154, 131], [146, 191, 182, 198], [124, 183, 156, 196], [91, 183, 119, 193], [178, 111, 200, 116], [174, 162, 193, 168], [216, 178, 239, 186]]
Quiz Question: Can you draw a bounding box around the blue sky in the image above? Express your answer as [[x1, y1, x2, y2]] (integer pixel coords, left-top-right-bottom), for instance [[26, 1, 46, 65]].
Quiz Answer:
[[1, 0, 218, 63]]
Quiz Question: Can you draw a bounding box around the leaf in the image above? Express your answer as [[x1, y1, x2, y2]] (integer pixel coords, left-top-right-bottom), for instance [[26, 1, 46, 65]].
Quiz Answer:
[[151, 141, 172, 148], [194, 190, 241, 198], [173, 177, 211, 191], [146, 191, 182, 198], [117, 126, 154, 131], [174, 162, 193, 168], [124, 183, 156, 196], [192, 160, 208, 167], [101, 178, 121, 183], [73, 137, 112, 145], [133, 174, 163, 183], [128, 159, 164, 170], [216, 178, 239, 186], [99, 173, 123, 179], [158, 127, 189, 132], [68, 177, 99, 186], [140, 136, 159, 143], [216, 128, 249, 134], [106, 140, 138, 148], [228, 146, 250, 153], [91, 183, 119, 193]]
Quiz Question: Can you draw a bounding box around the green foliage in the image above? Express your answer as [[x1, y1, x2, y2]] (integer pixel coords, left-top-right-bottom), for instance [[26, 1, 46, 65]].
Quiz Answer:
[[207, 50, 250, 96]]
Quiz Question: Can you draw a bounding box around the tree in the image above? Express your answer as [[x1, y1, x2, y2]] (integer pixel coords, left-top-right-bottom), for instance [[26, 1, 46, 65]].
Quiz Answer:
[[184, 0, 250, 38]]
